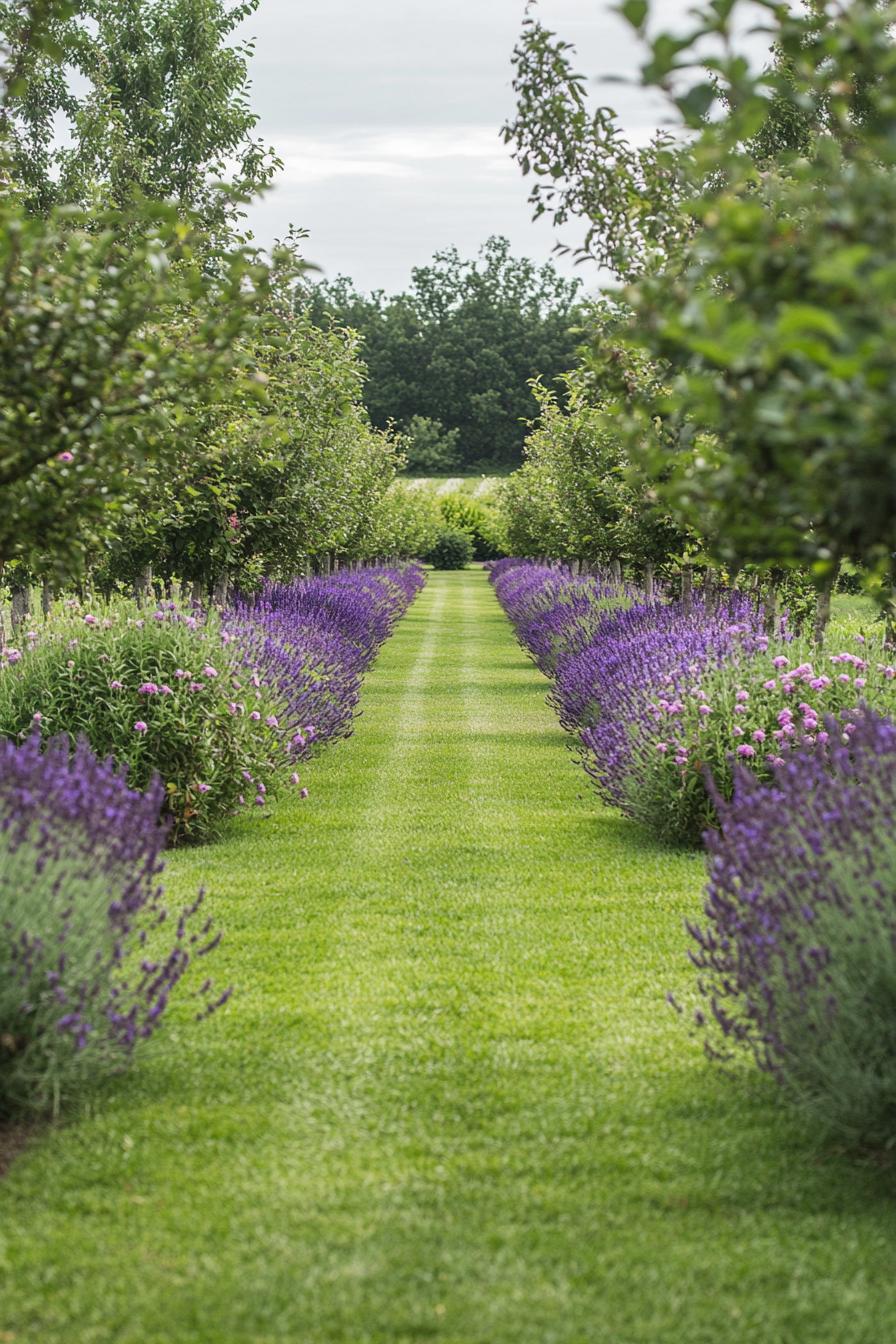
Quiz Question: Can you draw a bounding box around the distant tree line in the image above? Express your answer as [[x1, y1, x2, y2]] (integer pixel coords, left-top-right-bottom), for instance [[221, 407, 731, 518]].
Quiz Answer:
[[304, 236, 584, 472]]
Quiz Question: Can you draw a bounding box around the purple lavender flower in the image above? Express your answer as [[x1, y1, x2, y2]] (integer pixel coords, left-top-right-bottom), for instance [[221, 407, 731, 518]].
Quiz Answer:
[[688, 708, 896, 1148], [222, 563, 425, 751], [0, 735, 224, 1116], [488, 560, 769, 841]]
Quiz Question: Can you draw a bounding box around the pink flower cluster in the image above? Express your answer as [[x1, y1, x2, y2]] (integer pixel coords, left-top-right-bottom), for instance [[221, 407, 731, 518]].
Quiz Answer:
[[649, 641, 896, 785]]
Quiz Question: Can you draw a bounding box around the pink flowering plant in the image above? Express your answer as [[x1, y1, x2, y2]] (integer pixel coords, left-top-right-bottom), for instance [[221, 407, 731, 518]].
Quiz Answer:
[[0, 599, 300, 843], [632, 635, 896, 845]]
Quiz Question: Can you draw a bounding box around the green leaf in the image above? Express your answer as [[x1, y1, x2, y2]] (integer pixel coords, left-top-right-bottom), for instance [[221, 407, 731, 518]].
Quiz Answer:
[[618, 0, 649, 31], [677, 82, 717, 125], [774, 305, 845, 343]]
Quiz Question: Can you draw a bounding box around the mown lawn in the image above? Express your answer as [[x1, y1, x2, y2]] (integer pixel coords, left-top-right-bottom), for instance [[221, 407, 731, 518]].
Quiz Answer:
[[1, 568, 895, 1344]]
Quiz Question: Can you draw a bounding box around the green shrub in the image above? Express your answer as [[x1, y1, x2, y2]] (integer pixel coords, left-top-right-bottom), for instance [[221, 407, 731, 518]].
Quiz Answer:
[[837, 564, 867, 597], [426, 529, 474, 570], [402, 416, 461, 474], [439, 491, 508, 560], [368, 481, 442, 559], [0, 599, 290, 843]]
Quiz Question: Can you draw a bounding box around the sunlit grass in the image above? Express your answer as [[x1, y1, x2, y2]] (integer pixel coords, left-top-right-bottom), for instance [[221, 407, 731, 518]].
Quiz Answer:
[[405, 474, 505, 497], [1, 570, 895, 1343]]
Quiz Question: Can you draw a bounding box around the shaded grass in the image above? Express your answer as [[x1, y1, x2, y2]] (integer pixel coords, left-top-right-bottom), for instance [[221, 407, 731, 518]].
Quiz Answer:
[[0, 1121, 36, 1179], [831, 589, 881, 632], [1, 569, 895, 1343]]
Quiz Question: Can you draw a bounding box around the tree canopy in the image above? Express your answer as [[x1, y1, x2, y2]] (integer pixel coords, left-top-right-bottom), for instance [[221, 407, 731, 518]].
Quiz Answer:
[[0, 0, 278, 229], [305, 236, 584, 470], [0, 0, 411, 592], [501, 0, 896, 612]]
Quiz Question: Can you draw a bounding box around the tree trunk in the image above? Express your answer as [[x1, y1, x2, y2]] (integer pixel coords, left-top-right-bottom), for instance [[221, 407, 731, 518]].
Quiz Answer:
[[681, 565, 693, 616], [703, 570, 718, 614], [190, 580, 204, 608], [764, 582, 779, 638], [10, 585, 31, 630], [41, 581, 53, 618], [610, 558, 622, 585], [212, 571, 230, 607], [886, 599, 896, 650], [644, 562, 655, 602], [133, 565, 152, 608], [812, 562, 840, 648]]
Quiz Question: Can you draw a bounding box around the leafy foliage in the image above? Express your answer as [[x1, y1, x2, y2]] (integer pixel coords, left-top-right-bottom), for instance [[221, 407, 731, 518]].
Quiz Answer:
[[401, 416, 461, 475], [1, 0, 278, 227], [503, 15, 689, 276], [501, 350, 689, 582], [365, 481, 443, 561], [0, 5, 403, 591], [438, 491, 507, 561], [306, 237, 583, 468], [0, 197, 268, 582], [506, 0, 896, 603], [0, 0, 280, 582], [426, 529, 474, 571], [94, 258, 404, 595]]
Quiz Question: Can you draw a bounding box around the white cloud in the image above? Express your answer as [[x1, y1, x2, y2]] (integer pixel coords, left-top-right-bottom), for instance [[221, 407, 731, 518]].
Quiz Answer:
[[275, 126, 511, 186], [237, 0, 742, 289]]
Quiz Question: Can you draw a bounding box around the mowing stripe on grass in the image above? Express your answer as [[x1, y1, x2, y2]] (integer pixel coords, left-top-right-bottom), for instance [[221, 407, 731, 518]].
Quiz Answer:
[[1, 568, 896, 1344]]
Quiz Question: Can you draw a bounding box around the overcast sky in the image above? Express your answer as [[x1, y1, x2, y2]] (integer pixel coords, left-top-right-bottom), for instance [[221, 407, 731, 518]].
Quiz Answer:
[[238, 1, 693, 294]]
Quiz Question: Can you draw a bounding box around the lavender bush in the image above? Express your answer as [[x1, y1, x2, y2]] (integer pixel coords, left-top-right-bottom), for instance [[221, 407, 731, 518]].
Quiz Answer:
[[686, 709, 896, 1149], [0, 735, 225, 1117], [225, 564, 425, 747], [489, 560, 637, 675], [633, 636, 896, 845], [490, 561, 770, 842], [0, 601, 298, 843], [570, 594, 767, 826], [491, 559, 896, 846], [0, 565, 424, 843]]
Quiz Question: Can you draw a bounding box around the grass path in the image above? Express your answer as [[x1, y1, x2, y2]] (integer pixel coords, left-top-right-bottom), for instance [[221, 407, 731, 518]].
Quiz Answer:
[[2, 568, 896, 1343]]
